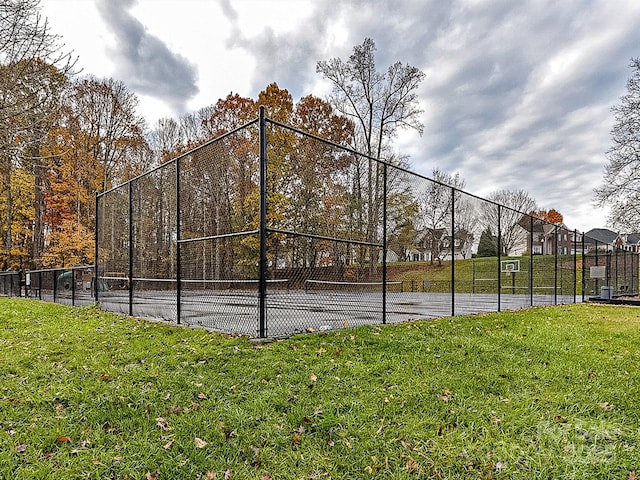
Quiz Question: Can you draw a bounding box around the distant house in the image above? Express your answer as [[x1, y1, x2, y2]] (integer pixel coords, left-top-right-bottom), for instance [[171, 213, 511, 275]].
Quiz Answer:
[[520, 217, 579, 255], [584, 228, 619, 252], [616, 233, 640, 253], [583, 228, 640, 253], [410, 227, 474, 262]]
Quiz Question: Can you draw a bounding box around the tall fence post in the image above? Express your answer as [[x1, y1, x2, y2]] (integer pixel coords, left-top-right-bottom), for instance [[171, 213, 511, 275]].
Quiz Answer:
[[581, 232, 586, 302], [554, 225, 558, 305], [128, 181, 134, 317], [497, 205, 502, 312], [176, 156, 182, 325], [258, 106, 267, 338], [94, 192, 99, 304], [450, 188, 455, 317], [529, 216, 534, 306], [382, 163, 388, 325], [573, 229, 578, 304]]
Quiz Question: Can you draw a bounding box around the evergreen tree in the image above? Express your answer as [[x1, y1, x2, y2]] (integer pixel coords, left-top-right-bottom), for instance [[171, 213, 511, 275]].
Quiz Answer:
[[477, 227, 498, 257]]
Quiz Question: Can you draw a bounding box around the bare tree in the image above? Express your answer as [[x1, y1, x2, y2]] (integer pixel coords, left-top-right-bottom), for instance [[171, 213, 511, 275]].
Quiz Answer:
[[595, 58, 640, 231], [453, 191, 479, 259], [64, 76, 147, 191], [149, 117, 185, 165], [417, 168, 465, 263], [317, 38, 425, 253], [483, 189, 538, 256]]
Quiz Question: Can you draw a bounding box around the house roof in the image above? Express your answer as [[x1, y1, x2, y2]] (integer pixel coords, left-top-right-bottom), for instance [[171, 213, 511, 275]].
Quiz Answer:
[[584, 228, 618, 244], [624, 233, 640, 244]]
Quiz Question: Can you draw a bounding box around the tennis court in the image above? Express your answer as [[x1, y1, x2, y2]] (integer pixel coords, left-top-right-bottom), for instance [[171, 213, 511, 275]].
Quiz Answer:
[[92, 280, 580, 338], [87, 113, 634, 338]]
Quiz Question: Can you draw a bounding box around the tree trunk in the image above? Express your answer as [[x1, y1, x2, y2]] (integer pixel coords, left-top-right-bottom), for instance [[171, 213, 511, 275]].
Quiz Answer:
[[32, 153, 46, 269]]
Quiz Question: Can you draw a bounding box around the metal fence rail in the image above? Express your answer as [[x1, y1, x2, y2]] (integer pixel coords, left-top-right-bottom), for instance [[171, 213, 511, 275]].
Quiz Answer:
[[23, 266, 96, 306], [2, 108, 638, 337], [0, 271, 21, 297], [90, 107, 639, 337]]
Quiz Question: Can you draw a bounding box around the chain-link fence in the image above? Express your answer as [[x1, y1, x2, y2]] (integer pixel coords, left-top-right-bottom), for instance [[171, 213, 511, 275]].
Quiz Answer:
[[92, 108, 634, 336], [0, 271, 21, 297], [21, 266, 96, 306]]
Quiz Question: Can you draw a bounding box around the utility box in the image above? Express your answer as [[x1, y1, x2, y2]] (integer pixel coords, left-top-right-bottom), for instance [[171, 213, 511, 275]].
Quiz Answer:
[[600, 286, 613, 299]]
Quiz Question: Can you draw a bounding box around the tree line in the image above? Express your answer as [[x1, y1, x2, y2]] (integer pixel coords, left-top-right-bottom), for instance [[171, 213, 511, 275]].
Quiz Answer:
[[3, 0, 585, 273]]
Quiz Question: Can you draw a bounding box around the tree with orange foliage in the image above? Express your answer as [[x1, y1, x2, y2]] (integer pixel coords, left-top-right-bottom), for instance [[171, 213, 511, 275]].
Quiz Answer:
[[1, 0, 76, 269], [530, 209, 564, 224]]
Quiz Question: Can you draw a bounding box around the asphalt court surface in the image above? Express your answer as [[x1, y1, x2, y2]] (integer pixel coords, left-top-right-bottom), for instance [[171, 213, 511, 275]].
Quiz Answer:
[[60, 288, 582, 338]]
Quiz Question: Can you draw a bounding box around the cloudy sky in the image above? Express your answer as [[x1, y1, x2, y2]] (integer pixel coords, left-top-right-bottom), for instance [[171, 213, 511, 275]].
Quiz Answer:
[[41, 0, 640, 232]]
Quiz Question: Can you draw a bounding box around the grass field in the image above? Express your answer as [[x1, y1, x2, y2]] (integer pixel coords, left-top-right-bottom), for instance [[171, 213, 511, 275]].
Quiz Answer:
[[390, 255, 583, 295], [1, 298, 639, 479]]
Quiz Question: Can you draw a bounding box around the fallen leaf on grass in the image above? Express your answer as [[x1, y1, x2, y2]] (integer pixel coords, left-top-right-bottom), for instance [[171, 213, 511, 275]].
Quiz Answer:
[[598, 402, 614, 411], [251, 446, 261, 466], [195, 437, 208, 448], [309, 373, 317, 382], [436, 394, 449, 402], [156, 417, 171, 430], [292, 431, 301, 449], [16, 444, 27, 453], [55, 436, 71, 443], [162, 439, 174, 450], [406, 458, 419, 471], [224, 470, 232, 479]]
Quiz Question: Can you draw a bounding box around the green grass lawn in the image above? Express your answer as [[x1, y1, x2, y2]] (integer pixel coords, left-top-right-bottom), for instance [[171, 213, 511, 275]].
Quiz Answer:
[[1, 298, 639, 479], [390, 255, 583, 295]]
